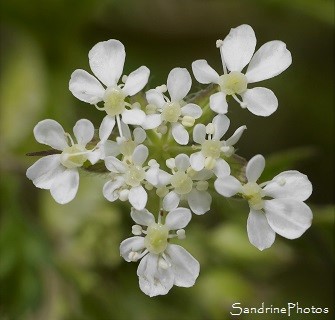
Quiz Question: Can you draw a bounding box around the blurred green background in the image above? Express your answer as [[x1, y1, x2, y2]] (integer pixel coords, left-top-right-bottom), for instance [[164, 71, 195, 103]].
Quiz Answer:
[[0, 0, 334, 319]]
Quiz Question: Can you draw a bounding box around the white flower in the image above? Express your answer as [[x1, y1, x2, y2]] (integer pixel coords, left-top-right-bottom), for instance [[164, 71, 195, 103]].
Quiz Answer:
[[143, 68, 202, 145], [116, 123, 147, 160], [120, 207, 200, 297], [103, 145, 159, 210], [190, 114, 246, 173], [69, 39, 150, 127], [214, 154, 313, 250], [26, 119, 96, 204], [192, 24, 292, 116], [159, 154, 213, 215]]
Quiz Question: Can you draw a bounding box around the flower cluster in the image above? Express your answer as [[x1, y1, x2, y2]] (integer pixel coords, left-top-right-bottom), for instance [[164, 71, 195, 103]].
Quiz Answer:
[[26, 25, 313, 297]]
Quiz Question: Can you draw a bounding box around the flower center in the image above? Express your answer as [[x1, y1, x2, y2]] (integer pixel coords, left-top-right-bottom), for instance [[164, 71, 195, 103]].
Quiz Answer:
[[201, 140, 222, 159], [124, 165, 146, 187], [103, 87, 126, 116], [161, 102, 181, 123], [60, 144, 88, 169], [171, 171, 193, 195], [218, 71, 248, 95], [241, 182, 265, 210], [144, 223, 169, 254]]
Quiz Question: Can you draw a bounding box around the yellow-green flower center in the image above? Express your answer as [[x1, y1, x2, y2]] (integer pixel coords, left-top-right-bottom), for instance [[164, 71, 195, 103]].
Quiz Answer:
[[242, 182, 265, 211], [171, 171, 193, 195], [144, 223, 169, 254], [60, 144, 88, 169], [125, 165, 146, 187], [161, 102, 181, 123], [219, 71, 248, 95], [201, 140, 222, 159], [103, 87, 126, 116]]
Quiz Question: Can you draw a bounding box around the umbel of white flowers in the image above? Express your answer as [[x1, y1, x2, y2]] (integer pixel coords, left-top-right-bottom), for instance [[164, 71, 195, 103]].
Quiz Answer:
[[26, 24, 313, 297]]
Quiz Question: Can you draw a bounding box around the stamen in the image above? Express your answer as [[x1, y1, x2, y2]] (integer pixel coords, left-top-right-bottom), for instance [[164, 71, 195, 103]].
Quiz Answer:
[[116, 115, 123, 138], [132, 225, 143, 235], [128, 251, 140, 261], [65, 133, 75, 146], [218, 46, 228, 74], [94, 104, 105, 111], [176, 229, 186, 239], [216, 39, 223, 48], [182, 116, 195, 127], [156, 84, 167, 93], [122, 75, 128, 83]]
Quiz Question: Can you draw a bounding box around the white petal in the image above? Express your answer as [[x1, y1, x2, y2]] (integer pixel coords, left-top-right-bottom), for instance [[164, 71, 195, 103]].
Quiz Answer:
[[192, 169, 213, 181], [73, 119, 94, 146], [181, 103, 202, 119], [133, 127, 146, 144], [26, 155, 64, 189], [193, 124, 206, 144], [86, 150, 101, 164], [171, 123, 189, 145], [175, 154, 190, 171], [264, 199, 313, 239], [246, 40, 292, 83], [104, 156, 126, 173], [190, 152, 205, 171], [263, 171, 313, 201], [102, 140, 120, 157], [33, 119, 68, 150], [129, 186, 147, 210], [103, 178, 124, 202], [122, 66, 150, 96], [137, 253, 174, 297], [158, 169, 172, 186], [210, 92, 228, 114], [247, 209, 276, 251], [50, 169, 79, 204], [145, 166, 159, 186], [99, 115, 116, 141], [187, 189, 212, 215], [225, 125, 247, 146], [120, 236, 145, 262], [213, 158, 230, 178], [167, 68, 191, 102], [221, 24, 256, 72], [163, 191, 180, 211], [89, 39, 125, 87], [119, 120, 131, 139], [132, 145, 148, 166], [165, 244, 200, 287], [191, 60, 219, 84], [212, 114, 230, 140], [241, 87, 278, 117], [214, 176, 242, 197], [122, 109, 146, 125], [130, 208, 155, 226], [69, 69, 105, 104], [141, 114, 162, 130], [145, 89, 165, 108], [246, 154, 265, 183], [165, 208, 192, 230]]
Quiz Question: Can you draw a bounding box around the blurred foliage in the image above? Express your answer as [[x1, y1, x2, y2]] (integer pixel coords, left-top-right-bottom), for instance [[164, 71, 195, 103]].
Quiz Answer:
[[0, 0, 334, 319]]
